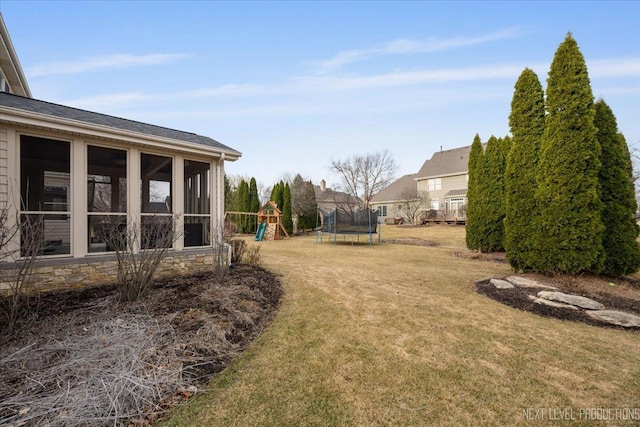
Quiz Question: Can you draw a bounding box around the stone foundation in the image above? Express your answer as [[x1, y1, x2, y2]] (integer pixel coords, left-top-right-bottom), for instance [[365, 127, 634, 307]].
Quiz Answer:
[[0, 249, 226, 295]]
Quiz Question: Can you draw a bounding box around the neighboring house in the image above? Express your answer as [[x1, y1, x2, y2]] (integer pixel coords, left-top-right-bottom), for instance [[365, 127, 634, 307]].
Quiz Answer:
[[371, 145, 473, 224], [314, 179, 360, 214], [414, 145, 472, 222], [0, 14, 241, 291], [369, 174, 418, 223]]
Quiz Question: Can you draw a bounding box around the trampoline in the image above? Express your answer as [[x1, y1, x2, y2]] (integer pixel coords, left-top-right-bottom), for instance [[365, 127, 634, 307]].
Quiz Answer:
[[316, 207, 380, 245]]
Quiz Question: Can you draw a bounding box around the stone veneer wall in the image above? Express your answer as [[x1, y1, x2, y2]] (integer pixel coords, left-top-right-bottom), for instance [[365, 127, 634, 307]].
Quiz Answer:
[[0, 250, 221, 294]]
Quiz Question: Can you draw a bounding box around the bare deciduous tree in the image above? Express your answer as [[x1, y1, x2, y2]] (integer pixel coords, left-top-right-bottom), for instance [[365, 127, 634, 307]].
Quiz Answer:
[[398, 186, 429, 225], [330, 151, 398, 212], [628, 138, 640, 207]]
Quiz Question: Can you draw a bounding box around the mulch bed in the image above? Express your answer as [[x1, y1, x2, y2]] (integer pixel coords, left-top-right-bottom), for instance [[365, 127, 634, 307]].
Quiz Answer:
[[475, 277, 640, 330], [383, 237, 439, 247], [0, 264, 282, 426]]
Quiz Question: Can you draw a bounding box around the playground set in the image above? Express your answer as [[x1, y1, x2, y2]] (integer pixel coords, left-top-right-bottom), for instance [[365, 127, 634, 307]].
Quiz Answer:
[[226, 203, 379, 245], [225, 201, 289, 241]]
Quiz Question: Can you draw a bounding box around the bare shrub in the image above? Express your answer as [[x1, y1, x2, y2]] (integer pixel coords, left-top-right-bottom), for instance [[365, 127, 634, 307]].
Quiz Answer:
[[230, 239, 247, 264], [244, 244, 262, 266], [0, 309, 186, 426], [211, 222, 231, 280], [0, 204, 45, 336], [102, 215, 180, 302]]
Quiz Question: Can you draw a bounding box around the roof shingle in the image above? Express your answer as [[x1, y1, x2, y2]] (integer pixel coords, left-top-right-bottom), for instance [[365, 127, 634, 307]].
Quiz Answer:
[[0, 92, 240, 155]]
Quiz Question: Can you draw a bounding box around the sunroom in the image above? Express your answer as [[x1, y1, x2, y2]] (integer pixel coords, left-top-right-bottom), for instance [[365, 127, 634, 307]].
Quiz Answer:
[[0, 92, 241, 290]]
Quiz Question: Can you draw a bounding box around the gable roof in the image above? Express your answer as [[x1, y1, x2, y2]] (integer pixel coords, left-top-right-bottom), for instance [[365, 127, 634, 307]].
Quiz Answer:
[[370, 174, 417, 203], [259, 200, 282, 214], [0, 92, 241, 158], [415, 145, 473, 180], [0, 14, 31, 98]]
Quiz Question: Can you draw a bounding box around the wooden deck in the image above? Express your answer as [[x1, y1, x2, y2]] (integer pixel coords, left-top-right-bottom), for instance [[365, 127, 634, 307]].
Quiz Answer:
[[422, 216, 466, 225]]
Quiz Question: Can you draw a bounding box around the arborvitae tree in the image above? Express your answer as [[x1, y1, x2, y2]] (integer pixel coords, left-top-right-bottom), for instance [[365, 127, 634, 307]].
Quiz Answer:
[[276, 181, 286, 213], [248, 177, 260, 232], [478, 135, 508, 252], [270, 182, 281, 206], [298, 180, 320, 230], [533, 33, 604, 274], [282, 183, 293, 234], [504, 68, 545, 271], [224, 174, 235, 213], [595, 99, 640, 275], [465, 134, 485, 250], [291, 175, 319, 232], [237, 179, 249, 233]]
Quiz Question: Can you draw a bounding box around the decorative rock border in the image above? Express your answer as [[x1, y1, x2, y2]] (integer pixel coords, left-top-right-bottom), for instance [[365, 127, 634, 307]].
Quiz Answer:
[[485, 276, 640, 329]]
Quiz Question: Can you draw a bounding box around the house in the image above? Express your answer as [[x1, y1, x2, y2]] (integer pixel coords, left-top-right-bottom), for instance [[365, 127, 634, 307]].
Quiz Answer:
[[0, 14, 241, 291], [369, 174, 418, 224], [314, 179, 360, 215], [414, 145, 472, 222], [371, 145, 473, 225]]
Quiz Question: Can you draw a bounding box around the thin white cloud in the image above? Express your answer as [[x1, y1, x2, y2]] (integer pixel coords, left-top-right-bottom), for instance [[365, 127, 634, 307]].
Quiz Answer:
[[27, 53, 193, 78], [313, 27, 530, 73], [62, 56, 640, 114], [589, 58, 640, 78]]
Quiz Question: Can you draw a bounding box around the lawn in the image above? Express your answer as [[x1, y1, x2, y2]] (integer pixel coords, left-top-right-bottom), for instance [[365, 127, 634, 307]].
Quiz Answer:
[[162, 225, 640, 426]]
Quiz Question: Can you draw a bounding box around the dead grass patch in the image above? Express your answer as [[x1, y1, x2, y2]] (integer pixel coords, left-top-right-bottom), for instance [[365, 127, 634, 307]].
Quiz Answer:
[[164, 225, 640, 426]]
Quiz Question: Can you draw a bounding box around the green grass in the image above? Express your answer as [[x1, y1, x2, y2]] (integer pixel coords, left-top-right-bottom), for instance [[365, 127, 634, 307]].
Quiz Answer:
[[161, 225, 640, 426]]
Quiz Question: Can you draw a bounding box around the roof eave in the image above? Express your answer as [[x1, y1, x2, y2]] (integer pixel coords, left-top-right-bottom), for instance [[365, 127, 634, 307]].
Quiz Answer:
[[0, 14, 32, 98], [0, 106, 242, 160], [415, 171, 468, 181]]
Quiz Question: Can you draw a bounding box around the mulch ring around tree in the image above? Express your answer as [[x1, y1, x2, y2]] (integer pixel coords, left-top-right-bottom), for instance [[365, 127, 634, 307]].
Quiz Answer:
[[383, 237, 440, 247], [475, 274, 640, 330], [0, 264, 282, 426]]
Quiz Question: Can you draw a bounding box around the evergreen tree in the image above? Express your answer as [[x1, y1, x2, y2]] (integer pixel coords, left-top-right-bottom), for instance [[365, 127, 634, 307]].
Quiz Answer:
[[595, 99, 640, 275], [237, 179, 249, 233], [248, 177, 260, 232], [282, 183, 293, 234], [298, 180, 320, 230], [504, 68, 545, 271], [291, 175, 319, 232], [465, 134, 485, 250], [270, 183, 280, 205], [478, 136, 508, 252], [533, 33, 604, 274], [275, 181, 285, 212], [224, 174, 235, 213]]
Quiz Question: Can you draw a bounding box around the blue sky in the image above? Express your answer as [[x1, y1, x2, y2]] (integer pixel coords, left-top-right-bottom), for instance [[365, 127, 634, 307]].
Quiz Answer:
[[2, 1, 639, 190]]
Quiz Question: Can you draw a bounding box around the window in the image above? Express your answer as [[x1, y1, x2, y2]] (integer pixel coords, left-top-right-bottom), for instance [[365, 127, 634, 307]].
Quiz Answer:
[[141, 153, 173, 249], [184, 160, 211, 247], [20, 135, 71, 256], [87, 146, 127, 253], [377, 205, 387, 217], [0, 68, 10, 93], [430, 199, 440, 210], [427, 178, 441, 192], [448, 197, 465, 217]]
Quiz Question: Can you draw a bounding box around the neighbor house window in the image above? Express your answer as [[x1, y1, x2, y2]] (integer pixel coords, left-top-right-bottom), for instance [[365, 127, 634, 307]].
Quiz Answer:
[[20, 135, 71, 256], [430, 199, 440, 210], [449, 197, 465, 215], [427, 178, 441, 192], [377, 205, 387, 217], [87, 145, 127, 253], [141, 153, 173, 249], [184, 160, 211, 247]]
